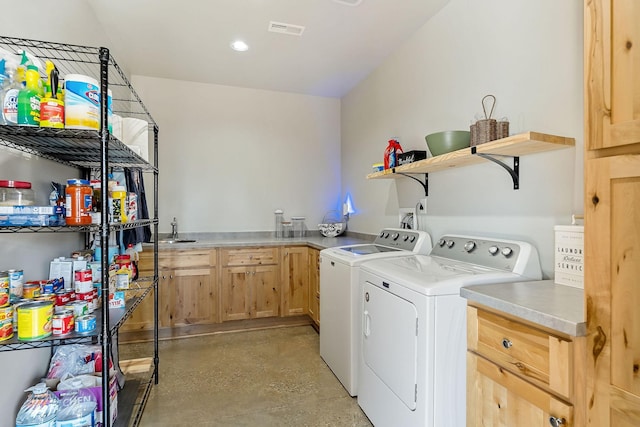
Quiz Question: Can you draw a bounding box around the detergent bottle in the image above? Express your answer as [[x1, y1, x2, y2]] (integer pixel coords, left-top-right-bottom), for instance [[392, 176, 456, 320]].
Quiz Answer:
[[383, 139, 403, 169], [17, 65, 41, 126]]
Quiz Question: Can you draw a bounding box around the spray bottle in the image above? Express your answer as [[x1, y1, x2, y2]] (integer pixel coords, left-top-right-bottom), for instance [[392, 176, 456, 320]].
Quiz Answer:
[[0, 59, 8, 125], [17, 64, 41, 126]]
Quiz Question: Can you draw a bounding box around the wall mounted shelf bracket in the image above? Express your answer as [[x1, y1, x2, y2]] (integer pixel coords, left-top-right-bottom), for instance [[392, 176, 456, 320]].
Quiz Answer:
[[471, 147, 520, 189], [395, 170, 429, 196]]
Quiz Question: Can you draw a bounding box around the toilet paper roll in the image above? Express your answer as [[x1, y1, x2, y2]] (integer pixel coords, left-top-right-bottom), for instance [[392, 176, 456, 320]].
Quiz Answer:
[[122, 117, 150, 162]]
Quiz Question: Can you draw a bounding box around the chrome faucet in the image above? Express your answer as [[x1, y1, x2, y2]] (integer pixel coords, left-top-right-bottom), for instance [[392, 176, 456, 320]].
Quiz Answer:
[[170, 217, 178, 239]]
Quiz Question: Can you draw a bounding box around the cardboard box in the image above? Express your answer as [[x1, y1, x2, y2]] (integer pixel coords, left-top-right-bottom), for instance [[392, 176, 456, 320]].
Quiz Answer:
[[0, 205, 64, 215], [554, 225, 584, 288], [397, 150, 427, 165], [108, 291, 126, 309], [0, 213, 65, 226]]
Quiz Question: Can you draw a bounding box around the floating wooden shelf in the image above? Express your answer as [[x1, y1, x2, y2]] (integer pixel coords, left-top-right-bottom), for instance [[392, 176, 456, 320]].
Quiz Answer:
[[366, 132, 575, 179]]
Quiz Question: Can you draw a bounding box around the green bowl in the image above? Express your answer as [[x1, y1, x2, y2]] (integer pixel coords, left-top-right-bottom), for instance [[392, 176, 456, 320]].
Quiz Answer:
[[425, 130, 471, 157]]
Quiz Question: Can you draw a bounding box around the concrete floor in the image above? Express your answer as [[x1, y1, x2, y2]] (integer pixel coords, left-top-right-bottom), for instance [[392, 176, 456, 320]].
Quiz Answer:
[[119, 326, 372, 426]]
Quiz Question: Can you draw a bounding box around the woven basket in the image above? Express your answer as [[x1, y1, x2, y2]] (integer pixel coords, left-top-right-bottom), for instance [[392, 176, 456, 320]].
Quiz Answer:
[[476, 95, 497, 145]]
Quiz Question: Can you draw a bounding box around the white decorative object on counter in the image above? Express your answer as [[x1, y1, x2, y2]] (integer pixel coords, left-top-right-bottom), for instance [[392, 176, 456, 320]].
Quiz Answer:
[[554, 225, 584, 288]]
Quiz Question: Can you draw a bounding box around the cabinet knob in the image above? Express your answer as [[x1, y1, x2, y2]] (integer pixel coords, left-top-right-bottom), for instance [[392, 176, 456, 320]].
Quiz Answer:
[[502, 338, 513, 349], [549, 416, 566, 427]]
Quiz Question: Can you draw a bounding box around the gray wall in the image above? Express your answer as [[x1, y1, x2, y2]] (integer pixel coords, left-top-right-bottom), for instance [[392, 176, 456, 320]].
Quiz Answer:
[[341, 0, 584, 278], [0, 0, 110, 421]]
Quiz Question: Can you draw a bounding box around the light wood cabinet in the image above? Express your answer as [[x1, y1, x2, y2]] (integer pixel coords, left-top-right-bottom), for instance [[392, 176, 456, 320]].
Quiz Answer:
[[220, 247, 280, 321], [584, 0, 640, 425], [467, 306, 585, 427], [280, 246, 309, 317], [308, 248, 320, 326], [121, 249, 218, 330]]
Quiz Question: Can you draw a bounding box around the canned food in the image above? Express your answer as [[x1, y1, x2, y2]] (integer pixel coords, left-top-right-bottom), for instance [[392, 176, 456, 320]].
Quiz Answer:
[[76, 291, 94, 313], [75, 314, 96, 334], [74, 269, 93, 293], [0, 272, 9, 307], [64, 300, 88, 318], [8, 269, 24, 301], [12, 298, 31, 333], [52, 310, 75, 336], [55, 289, 74, 308], [17, 301, 53, 341], [23, 281, 44, 299], [0, 306, 13, 341], [35, 293, 56, 303]]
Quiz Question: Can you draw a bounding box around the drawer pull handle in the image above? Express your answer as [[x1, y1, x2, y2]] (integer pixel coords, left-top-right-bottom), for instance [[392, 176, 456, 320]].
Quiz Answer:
[[549, 416, 566, 426], [502, 338, 513, 349]]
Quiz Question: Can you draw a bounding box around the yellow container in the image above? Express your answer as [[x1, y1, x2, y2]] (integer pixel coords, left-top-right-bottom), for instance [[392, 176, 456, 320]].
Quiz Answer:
[[111, 186, 127, 223], [17, 301, 53, 341]]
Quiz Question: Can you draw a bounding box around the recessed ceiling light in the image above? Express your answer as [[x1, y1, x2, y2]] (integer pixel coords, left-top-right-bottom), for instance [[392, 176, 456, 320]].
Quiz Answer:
[[230, 40, 249, 52]]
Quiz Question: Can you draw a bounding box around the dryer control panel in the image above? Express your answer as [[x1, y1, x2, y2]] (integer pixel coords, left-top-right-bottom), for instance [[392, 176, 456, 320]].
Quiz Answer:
[[430, 235, 540, 277]]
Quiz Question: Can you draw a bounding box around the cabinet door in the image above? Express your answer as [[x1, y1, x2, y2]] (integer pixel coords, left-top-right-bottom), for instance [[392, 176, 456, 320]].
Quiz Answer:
[[120, 253, 156, 332], [252, 265, 279, 319], [585, 155, 640, 427], [281, 246, 309, 316], [169, 267, 217, 327], [585, 0, 640, 151], [467, 353, 573, 427], [308, 248, 320, 325], [221, 266, 252, 321]]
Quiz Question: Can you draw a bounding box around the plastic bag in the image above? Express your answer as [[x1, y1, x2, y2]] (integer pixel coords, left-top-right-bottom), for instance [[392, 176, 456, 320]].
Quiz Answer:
[[46, 344, 111, 380]]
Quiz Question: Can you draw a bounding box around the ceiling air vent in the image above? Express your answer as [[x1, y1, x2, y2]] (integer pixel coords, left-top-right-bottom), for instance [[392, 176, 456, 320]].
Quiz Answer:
[[333, 0, 363, 6], [268, 21, 305, 36]]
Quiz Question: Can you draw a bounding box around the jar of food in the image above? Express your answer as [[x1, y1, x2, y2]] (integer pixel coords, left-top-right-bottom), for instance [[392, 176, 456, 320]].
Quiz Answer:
[[65, 179, 92, 226], [0, 180, 35, 206]]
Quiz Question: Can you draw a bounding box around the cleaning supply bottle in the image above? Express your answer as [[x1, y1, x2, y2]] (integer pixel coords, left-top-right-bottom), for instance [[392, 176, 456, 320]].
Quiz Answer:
[[383, 139, 403, 169], [17, 65, 41, 126], [0, 59, 7, 125], [1, 60, 20, 126], [15, 382, 60, 426]]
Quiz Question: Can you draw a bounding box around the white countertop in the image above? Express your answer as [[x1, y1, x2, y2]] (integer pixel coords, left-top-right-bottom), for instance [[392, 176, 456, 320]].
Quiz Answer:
[[460, 280, 586, 336]]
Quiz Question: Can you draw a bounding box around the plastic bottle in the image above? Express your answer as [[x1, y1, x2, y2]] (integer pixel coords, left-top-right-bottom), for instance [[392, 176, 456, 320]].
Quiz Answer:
[[0, 59, 8, 125], [15, 382, 60, 427], [65, 179, 93, 226], [17, 65, 41, 126], [2, 62, 21, 126], [110, 186, 127, 223], [55, 381, 97, 427]]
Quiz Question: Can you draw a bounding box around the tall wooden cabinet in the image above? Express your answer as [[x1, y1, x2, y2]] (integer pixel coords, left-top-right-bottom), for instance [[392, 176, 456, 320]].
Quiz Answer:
[[584, 0, 640, 425]]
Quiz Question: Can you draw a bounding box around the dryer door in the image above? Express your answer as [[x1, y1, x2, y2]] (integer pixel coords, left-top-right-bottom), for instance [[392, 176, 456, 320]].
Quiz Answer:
[[362, 281, 418, 410]]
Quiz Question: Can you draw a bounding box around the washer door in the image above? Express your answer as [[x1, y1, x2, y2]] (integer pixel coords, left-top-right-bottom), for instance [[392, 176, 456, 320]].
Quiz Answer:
[[362, 281, 418, 410]]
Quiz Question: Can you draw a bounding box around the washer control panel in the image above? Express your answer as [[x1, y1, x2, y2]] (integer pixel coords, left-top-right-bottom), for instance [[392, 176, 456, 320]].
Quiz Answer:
[[373, 228, 432, 253]]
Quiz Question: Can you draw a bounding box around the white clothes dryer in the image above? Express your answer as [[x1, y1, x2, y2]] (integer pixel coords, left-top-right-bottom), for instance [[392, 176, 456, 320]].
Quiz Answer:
[[357, 234, 542, 427]]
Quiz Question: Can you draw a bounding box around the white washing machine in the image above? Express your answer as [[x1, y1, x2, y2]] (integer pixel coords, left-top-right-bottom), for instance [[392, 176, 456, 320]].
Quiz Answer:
[[319, 228, 432, 396], [357, 234, 542, 427]]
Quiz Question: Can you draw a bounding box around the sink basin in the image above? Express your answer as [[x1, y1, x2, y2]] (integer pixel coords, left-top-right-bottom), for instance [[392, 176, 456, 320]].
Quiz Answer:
[[157, 239, 197, 244]]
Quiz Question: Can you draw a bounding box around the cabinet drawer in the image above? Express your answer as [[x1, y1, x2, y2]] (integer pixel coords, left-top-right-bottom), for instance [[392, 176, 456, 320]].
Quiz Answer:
[[468, 352, 574, 426], [221, 247, 278, 266], [139, 249, 215, 269], [468, 306, 572, 398]]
